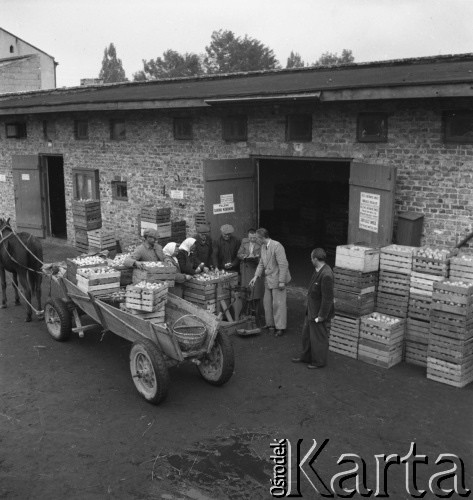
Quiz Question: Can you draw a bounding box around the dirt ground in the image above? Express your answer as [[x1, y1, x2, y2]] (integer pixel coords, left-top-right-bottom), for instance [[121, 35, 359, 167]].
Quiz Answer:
[[0, 240, 472, 499]]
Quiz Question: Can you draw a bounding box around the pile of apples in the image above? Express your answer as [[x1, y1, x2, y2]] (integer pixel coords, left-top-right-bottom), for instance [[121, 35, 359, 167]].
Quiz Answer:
[[439, 280, 472, 289], [134, 281, 165, 290], [368, 312, 400, 325], [78, 266, 116, 277], [194, 270, 232, 282], [459, 255, 473, 262], [416, 247, 450, 260], [108, 254, 130, 267], [72, 256, 105, 266], [142, 262, 173, 268]]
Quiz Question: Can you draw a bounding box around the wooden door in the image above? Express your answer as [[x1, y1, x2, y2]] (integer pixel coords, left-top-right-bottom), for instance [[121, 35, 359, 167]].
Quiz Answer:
[[203, 159, 257, 241], [348, 162, 396, 247], [12, 155, 45, 237]]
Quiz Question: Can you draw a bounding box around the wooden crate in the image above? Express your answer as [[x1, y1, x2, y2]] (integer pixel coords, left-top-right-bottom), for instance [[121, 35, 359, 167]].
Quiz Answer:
[[449, 255, 473, 281], [334, 290, 375, 317], [405, 341, 427, 367], [76, 268, 120, 296], [408, 293, 432, 322], [119, 302, 166, 324], [333, 267, 378, 295], [87, 229, 116, 250], [409, 271, 444, 297], [360, 313, 406, 345], [429, 309, 473, 341], [406, 317, 430, 344], [380, 244, 416, 274], [427, 355, 473, 388], [72, 201, 102, 231], [375, 291, 409, 319], [140, 206, 171, 223], [132, 264, 177, 285], [431, 281, 473, 317], [66, 257, 107, 284], [378, 270, 410, 296], [335, 245, 380, 272], [329, 331, 358, 359], [125, 283, 168, 312], [412, 248, 452, 277], [428, 334, 473, 364], [358, 338, 403, 369]]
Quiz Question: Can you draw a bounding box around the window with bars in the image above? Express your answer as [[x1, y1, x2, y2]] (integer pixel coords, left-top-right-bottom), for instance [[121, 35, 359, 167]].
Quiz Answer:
[[443, 111, 473, 144], [110, 120, 126, 141], [173, 117, 193, 140], [111, 180, 128, 201], [72, 168, 100, 200], [222, 115, 247, 142], [286, 114, 313, 142], [357, 113, 388, 142], [74, 119, 89, 140]]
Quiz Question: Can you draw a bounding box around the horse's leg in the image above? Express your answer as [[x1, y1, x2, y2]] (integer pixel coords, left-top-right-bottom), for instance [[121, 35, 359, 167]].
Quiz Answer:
[[0, 266, 6, 308], [12, 271, 21, 305], [29, 270, 43, 320], [18, 271, 32, 322]]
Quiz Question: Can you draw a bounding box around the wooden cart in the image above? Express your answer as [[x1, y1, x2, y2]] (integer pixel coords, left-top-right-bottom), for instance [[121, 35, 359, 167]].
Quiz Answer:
[[43, 275, 234, 405]]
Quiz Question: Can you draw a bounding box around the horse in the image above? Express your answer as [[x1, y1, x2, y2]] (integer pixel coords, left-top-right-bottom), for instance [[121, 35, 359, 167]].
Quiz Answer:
[[0, 218, 44, 322]]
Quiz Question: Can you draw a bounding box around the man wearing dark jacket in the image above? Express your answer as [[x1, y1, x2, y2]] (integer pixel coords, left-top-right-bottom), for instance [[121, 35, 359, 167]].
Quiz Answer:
[[212, 224, 241, 273], [194, 225, 213, 269], [292, 248, 334, 369]]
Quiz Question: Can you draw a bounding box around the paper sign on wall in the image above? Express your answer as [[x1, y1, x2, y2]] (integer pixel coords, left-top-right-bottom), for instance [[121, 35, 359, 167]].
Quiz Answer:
[[359, 192, 380, 233], [21, 173, 30, 181], [213, 202, 235, 214], [220, 194, 234, 204], [170, 190, 184, 199], [0, 174, 6, 182]]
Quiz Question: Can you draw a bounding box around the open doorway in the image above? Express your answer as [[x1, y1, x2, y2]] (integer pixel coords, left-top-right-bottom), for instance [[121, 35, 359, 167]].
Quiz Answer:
[[258, 158, 351, 287], [42, 155, 67, 239]]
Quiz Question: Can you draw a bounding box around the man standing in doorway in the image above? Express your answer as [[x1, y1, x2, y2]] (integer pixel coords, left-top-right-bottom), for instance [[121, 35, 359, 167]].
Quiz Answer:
[[249, 228, 291, 336], [292, 248, 334, 368]]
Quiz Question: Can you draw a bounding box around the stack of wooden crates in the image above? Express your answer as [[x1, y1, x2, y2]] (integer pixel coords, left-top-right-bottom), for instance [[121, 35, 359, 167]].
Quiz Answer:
[[140, 207, 172, 247], [72, 200, 102, 252], [183, 273, 238, 314], [330, 245, 379, 359]]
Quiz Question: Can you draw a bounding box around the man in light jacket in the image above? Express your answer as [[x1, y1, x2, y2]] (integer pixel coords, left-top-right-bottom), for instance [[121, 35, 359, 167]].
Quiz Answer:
[[249, 228, 291, 336]]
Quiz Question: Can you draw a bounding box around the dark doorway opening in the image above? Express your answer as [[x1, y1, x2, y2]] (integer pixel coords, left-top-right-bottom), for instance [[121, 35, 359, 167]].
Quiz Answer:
[[43, 155, 67, 239], [258, 158, 350, 287]]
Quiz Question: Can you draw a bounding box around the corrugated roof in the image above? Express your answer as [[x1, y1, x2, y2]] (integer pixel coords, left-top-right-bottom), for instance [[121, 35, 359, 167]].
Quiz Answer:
[[1, 53, 473, 113]]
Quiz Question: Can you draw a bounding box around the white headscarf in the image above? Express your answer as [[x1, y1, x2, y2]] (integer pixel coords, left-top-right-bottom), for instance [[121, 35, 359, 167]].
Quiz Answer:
[[163, 242, 177, 257], [179, 237, 196, 254]]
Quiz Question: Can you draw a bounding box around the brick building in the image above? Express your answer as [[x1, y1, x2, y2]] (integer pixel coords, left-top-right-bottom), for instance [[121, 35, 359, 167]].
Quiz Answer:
[[0, 53, 472, 268], [0, 27, 57, 92]]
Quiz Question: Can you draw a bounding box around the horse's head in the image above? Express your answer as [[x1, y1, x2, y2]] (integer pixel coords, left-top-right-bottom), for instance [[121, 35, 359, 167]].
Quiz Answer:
[[0, 218, 11, 234]]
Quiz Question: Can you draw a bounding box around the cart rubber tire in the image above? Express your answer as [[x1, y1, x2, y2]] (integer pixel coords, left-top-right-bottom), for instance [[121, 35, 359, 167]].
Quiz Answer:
[[44, 298, 72, 341], [197, 331, 235, 386], [129, 339, 169, 405]]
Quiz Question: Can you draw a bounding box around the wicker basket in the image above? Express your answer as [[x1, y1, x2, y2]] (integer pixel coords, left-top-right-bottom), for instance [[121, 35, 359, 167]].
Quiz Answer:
[[172, 314, 208, 351]]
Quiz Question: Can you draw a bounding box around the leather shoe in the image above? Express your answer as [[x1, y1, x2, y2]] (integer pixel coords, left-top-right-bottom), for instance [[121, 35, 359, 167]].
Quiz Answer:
[[261, 325, 275, 330], [307, 364, 323, 369], [291, 357, 304, 363], [274, 329, 285, 337]]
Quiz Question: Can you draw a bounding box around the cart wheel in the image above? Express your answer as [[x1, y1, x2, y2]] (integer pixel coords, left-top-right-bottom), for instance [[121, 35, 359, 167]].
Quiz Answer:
[[129, 339, 169, 405], [44, 298, 72, 341], [197, 332, 234, 386]]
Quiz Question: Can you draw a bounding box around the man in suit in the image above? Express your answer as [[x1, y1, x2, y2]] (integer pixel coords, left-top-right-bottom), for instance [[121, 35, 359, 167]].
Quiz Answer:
[[238, 228, 262, 288], [292, 248, 334, 369], [249, 228, 291, 336]]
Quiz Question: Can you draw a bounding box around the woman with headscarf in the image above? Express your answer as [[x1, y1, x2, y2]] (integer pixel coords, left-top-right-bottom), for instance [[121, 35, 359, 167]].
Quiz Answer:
[[163, 242, 192, 297], [177, 237, 207, 275]]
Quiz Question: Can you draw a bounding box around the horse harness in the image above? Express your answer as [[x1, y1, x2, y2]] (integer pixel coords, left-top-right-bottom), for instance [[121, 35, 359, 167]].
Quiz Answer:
[[0, 225, 43, 274]]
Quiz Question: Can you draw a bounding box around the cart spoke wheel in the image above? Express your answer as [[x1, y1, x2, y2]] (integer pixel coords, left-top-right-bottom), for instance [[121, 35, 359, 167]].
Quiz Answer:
[[130, 339, 169, 405], [44, 299, 72, 341], [197, 332, 234, 386]]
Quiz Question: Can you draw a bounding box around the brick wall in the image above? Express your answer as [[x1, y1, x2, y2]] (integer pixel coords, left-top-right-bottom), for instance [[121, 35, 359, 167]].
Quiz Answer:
[[0, 98, 472, 249], [0, 55, 42, 93]]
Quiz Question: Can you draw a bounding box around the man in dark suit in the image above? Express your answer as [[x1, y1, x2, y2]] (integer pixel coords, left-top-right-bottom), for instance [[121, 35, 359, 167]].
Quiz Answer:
[[292, 248, 334, 368]]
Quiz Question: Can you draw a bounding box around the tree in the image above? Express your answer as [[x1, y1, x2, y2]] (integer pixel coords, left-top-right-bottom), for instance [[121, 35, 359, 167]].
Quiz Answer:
[[314, 49, 355, 66], [203, 30, 280, 74], [99, 43, 127, 83], [133, 50, 203, 81], [286, 51, 305, 69]]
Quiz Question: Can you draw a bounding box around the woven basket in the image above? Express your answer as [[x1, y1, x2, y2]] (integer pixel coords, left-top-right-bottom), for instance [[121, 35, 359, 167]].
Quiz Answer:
[[172, 314, 208, 351]]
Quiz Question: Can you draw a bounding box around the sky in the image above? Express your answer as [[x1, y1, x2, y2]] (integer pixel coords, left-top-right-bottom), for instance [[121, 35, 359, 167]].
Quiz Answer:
[[2, 0, 473, 88]]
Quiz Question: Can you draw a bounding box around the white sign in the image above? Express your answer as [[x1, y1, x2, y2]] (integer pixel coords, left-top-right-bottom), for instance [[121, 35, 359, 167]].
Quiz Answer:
[[213, 202, 235, 215], [21, 173, 30, 181], [220, 193, 234, 204], [359, 192, 380, 233], [170, 190, 184, 199], [0, 174, 6, 182]]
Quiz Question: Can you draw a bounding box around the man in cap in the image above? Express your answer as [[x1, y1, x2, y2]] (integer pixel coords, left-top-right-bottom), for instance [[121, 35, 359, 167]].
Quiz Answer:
[[124, 228, 169, 269], [212, 224, 241, 273], [194, 224, 213, 269], [291, 248, 334, 369]]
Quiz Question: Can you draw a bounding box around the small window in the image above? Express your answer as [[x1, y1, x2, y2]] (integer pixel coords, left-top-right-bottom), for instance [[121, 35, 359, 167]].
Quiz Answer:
[[173, 117, 193, 140], [357, 113, 388, 142], [43, 120, 56, 141], [110, 120, 126, 141], [111, 180, 128, 201], [286, 114, 312, 142], [74, 120, 89, 140], [72, 168, 100, 200], [5, 122, 27, 139], [222, 115, 247, 142], [9, 45, 14, 54], [443, 111, 473, 144]]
